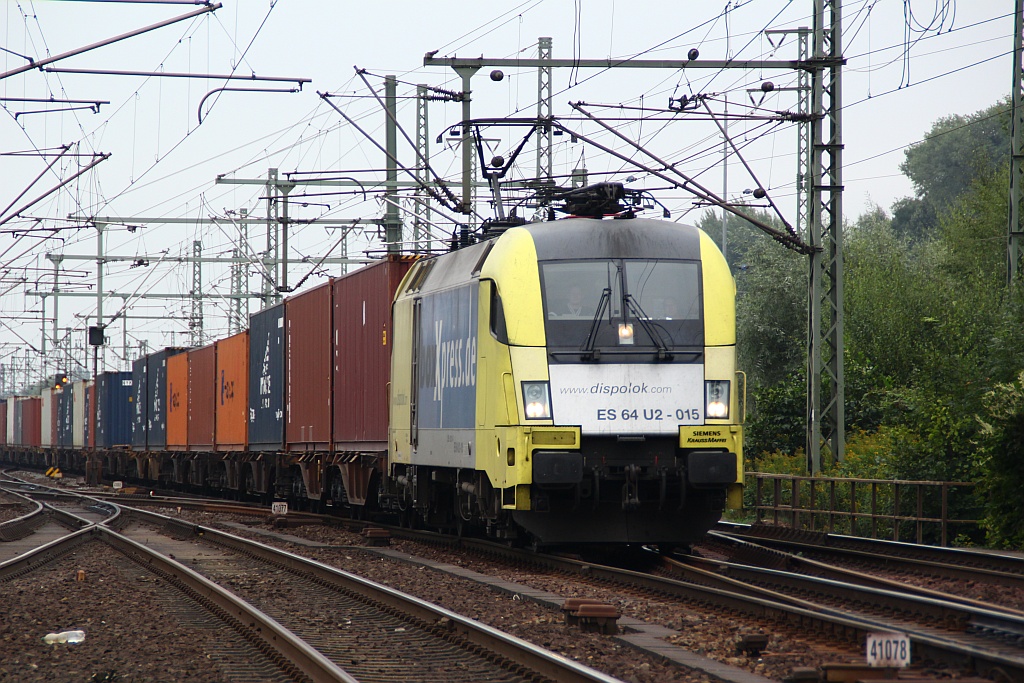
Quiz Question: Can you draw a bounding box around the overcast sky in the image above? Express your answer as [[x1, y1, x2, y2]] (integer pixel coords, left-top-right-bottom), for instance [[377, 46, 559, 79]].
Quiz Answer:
[[0, 0, 1012, 383]]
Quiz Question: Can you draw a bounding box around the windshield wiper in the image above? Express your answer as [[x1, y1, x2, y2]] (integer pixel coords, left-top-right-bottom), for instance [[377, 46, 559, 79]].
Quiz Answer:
[[579, 287, 611, 361], [624, 294, 673, 360]]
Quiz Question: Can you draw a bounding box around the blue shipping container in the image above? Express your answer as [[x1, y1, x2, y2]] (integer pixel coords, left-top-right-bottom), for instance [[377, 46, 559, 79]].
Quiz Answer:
[[248, 303, 285, 450], [57, 387, 73, 447], [97, 372, 133, 448], [84, 383, 92, 447], [146, 348, 187, 449], [132, 357, 148, 448]]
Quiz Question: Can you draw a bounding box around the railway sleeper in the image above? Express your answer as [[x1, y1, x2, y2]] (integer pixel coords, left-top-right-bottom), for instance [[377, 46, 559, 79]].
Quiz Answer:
[[561, 597, 621, 635]]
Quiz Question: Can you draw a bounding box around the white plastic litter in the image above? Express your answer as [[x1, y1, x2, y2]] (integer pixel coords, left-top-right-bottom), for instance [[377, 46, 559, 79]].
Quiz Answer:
[[42, 630, 85, 644]]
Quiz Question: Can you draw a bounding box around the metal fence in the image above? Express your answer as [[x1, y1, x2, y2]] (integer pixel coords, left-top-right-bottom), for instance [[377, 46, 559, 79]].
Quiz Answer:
[[746, 473, 980, 546]]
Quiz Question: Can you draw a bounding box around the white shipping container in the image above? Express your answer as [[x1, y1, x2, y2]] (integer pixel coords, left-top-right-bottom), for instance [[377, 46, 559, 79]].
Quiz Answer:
[[41, 388, 54, 447], [5, 398, 14, 443]]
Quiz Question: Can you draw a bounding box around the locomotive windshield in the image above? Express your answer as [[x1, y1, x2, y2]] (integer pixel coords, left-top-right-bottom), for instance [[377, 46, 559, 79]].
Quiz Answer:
[[540, 258, 703, 357]]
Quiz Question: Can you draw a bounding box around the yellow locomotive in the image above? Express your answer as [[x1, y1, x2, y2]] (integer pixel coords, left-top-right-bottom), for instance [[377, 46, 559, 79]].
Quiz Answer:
[[388, 209, 743, 548]]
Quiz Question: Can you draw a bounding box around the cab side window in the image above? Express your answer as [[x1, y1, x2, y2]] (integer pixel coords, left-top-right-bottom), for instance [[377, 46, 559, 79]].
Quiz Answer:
[[487, 280, 509, 344]]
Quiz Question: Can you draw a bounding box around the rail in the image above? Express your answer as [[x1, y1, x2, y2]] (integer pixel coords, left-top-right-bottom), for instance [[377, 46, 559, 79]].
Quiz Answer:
[[745, 473, 980, 546]]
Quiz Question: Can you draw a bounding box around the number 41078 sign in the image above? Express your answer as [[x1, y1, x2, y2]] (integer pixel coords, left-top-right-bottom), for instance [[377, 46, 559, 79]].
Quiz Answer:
[[866, 632, 910, 667]]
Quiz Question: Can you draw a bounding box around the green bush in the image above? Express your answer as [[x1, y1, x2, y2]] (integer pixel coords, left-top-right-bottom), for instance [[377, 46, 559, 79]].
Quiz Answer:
[[975, 372, 1024, 549]]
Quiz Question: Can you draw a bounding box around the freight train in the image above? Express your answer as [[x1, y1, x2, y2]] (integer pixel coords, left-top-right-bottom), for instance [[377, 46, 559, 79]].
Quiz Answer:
[[0, 189, 744, 548]]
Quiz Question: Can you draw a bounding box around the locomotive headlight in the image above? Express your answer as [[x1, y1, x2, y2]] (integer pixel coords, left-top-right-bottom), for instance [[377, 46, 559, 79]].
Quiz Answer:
[[617, 323, 634, 345], [705, 380, 730, 419], [522, 381, 551, 419]]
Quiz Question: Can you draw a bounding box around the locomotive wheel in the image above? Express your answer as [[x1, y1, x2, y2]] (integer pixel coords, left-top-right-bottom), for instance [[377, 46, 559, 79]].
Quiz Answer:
[[399, 506, 418, 529]]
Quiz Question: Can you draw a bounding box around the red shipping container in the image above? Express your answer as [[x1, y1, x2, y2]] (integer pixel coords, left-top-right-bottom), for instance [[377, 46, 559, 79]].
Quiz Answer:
[[333, 256, 415, 451], [215, 331, 248, 451], [24, 397, 41, 447], [0, 400, 6, 445], [167, 352, 189, 450], [286, 279, 333, 451], [188, 344, 216, 450]]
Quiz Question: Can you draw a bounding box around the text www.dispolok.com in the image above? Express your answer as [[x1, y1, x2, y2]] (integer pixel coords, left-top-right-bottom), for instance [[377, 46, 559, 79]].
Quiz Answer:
[[559, 383, 671, 396]]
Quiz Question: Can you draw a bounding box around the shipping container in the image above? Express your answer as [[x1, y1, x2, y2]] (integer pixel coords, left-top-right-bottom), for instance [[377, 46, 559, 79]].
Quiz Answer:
[[0, 400, 6, 446], [215, 331, 248, 451], [333, 256, 414, 451], [286, 280, 333, 451], [72, 380, 87, 448], [248, 303, 285, 451], [41, 388, 54, 447], [96, 372, 133, 448], [167, 352, 189, 450], [132, 356, 148, 448], [146, 347, 188, 450], [57, 384, 74, 447], [187, 344, 215, 451], [23, 396, 41, 447], [86, 381, 95, 448], [11, 397, 24, 445]]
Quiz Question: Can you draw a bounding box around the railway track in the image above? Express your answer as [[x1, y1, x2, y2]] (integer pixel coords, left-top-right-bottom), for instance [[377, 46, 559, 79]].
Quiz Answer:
[[716, 521, 1024, 591], [0, 479, 120, 563], [7, 472, 1019, 681], [1, 481, 620, 683], [116, 506, 619, 683], [1, 503, 352, 682], [347, 522, 1024, 681], [665, 547, 1024, 680]]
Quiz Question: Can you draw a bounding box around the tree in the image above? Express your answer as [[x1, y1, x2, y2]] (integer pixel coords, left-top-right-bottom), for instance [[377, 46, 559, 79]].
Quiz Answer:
[[889, 196, 936, 244], [892, 98, 1011, 243], [844, 204, 924, 386], [900, 97, 1010, 208], [732, 229, 806, 390]]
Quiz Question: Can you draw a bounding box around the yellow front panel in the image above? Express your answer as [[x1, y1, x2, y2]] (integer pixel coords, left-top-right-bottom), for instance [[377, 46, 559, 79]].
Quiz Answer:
[[699, 230, 736, 347], [679, 425, 742, 457], [704, 345, 737, 423], [507, 346, 552, 423], [388, 281, 416, 466], [478, 227, 545, 346]]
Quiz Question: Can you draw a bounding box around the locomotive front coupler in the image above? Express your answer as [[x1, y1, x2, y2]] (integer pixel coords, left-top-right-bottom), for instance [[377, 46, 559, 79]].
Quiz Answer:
[[621, 463, 640, 511]]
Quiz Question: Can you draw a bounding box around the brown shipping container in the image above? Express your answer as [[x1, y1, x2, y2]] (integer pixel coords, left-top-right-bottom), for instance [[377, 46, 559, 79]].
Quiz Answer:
[[166, 352, 189, 450], [188, 344, 216, 450], [0, 400, 6, 445], [333, 256, 415, 450], [286, 279, 333, 451], [215, 331, 249, 451], [24, 397, 41, 447]]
